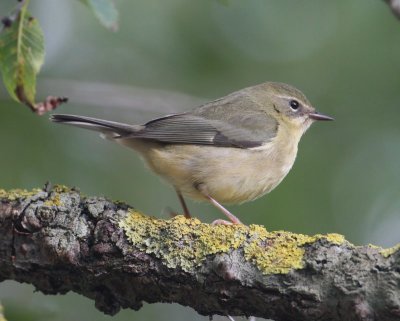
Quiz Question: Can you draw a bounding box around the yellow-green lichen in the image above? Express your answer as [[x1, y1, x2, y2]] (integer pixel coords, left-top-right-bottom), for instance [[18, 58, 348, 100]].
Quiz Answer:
[[52, 184, 71, 194], [43, 185, 73, 207], [243, 230, 345, 274], [120, 211, 249, 271], [380, 244, 400, 258], [43, 193, 62, 207], [0, 188, 41, 201], [119, 211, 346, 275], [0, 185, 70, 204]]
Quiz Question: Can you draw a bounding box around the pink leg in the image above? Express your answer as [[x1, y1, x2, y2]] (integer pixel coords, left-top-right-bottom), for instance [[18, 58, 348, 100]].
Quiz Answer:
[[176, 189, 191, 219], [206, 195, 243, 224], [195, 183, 242, 224]]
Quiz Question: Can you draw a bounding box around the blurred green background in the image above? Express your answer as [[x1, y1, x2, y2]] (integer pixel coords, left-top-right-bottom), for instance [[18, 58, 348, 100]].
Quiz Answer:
[[1, 0, 400, 320]]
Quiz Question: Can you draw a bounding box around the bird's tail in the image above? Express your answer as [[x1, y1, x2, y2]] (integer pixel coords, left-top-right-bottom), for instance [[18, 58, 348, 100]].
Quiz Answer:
[[50, 114, 142, 138]]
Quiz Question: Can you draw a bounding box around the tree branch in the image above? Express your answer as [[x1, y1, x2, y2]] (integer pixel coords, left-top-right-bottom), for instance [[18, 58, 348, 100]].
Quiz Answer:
[[0, 186, 399, 321]]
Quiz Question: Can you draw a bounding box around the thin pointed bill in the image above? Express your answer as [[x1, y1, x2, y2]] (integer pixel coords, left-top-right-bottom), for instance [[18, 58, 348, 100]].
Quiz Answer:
[[309, 112, 334, 121]]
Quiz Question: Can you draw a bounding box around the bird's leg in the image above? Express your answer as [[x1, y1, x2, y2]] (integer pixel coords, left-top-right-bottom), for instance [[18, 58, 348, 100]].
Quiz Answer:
[[206, 195, 243, 225], [196, 184, 243, 225], [176, 189, 191, 219]]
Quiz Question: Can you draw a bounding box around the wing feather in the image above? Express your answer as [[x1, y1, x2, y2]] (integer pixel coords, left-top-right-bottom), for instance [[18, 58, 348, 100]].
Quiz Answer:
[[52, 91, 279, 149], [131, 91, 278, 148]]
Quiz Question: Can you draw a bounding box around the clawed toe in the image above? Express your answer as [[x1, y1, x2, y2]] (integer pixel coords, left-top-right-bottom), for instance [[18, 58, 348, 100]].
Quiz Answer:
[[211, 219, 235, 225]]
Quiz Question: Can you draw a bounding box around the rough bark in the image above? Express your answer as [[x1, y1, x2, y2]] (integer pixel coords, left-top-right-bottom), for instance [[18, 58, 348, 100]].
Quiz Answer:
[[0, 186, 399, 321]]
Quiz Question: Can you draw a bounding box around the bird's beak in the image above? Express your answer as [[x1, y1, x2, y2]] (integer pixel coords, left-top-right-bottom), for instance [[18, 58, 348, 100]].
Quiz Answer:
[[308, 112, 334, 121]]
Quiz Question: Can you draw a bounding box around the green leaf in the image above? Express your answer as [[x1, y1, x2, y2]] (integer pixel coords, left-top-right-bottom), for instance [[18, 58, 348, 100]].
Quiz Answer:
[[80, 0, 119, 31], [0, 6, 44, 106]]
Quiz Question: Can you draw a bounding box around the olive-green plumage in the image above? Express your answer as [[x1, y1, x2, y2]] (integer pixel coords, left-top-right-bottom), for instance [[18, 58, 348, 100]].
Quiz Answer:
[[50, 82, 333, 224]]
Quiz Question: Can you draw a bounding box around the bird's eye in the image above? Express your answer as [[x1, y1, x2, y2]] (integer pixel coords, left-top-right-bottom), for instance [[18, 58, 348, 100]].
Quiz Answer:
[[289, 100, 300, 111]]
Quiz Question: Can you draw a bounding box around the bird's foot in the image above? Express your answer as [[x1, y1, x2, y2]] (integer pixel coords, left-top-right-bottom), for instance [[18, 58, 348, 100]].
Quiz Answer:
[[211, 219, 234, 225], [196, 184, 243, 224], [206, 197, 243, 224]]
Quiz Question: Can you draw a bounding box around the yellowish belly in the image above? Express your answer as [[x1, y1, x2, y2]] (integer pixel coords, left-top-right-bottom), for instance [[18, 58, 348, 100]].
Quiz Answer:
[[138, 143, 297, 204]]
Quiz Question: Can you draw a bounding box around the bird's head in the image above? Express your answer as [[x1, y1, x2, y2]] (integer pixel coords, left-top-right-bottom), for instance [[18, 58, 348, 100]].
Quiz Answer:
[[251, 82, 333, 133]]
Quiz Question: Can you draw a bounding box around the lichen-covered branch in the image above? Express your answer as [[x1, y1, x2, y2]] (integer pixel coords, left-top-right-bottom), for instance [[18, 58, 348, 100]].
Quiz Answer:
[[0, 186, 399, 321]]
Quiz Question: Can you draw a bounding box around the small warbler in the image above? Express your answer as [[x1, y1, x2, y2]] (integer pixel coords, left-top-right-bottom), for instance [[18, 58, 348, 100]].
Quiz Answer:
[[51, 82, 333, 224]]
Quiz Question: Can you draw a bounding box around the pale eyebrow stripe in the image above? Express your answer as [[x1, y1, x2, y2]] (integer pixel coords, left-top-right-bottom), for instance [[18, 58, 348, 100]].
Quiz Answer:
[[276, 95, 295, 100], [276, 95, 311, 108]]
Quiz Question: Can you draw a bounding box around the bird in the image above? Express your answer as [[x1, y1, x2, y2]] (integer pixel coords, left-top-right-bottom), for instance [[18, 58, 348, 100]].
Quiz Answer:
[[50, 82, 333, 225]]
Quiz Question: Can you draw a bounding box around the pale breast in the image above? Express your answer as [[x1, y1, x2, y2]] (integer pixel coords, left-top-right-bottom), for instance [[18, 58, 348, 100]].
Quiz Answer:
[[140, 141, 298, 204]]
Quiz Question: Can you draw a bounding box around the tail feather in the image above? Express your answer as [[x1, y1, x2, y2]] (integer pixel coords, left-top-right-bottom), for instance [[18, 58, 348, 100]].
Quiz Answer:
[[50, 114, 141, 137]]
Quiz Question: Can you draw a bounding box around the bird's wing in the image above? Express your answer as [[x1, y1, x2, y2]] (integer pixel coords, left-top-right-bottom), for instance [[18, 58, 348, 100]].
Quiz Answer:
[[51, 92, 279, 148], [132, 93, 278, 148]]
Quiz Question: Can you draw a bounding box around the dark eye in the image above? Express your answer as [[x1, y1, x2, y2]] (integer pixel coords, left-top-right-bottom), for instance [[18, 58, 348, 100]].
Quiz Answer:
[[289, 100, 300, 110]]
